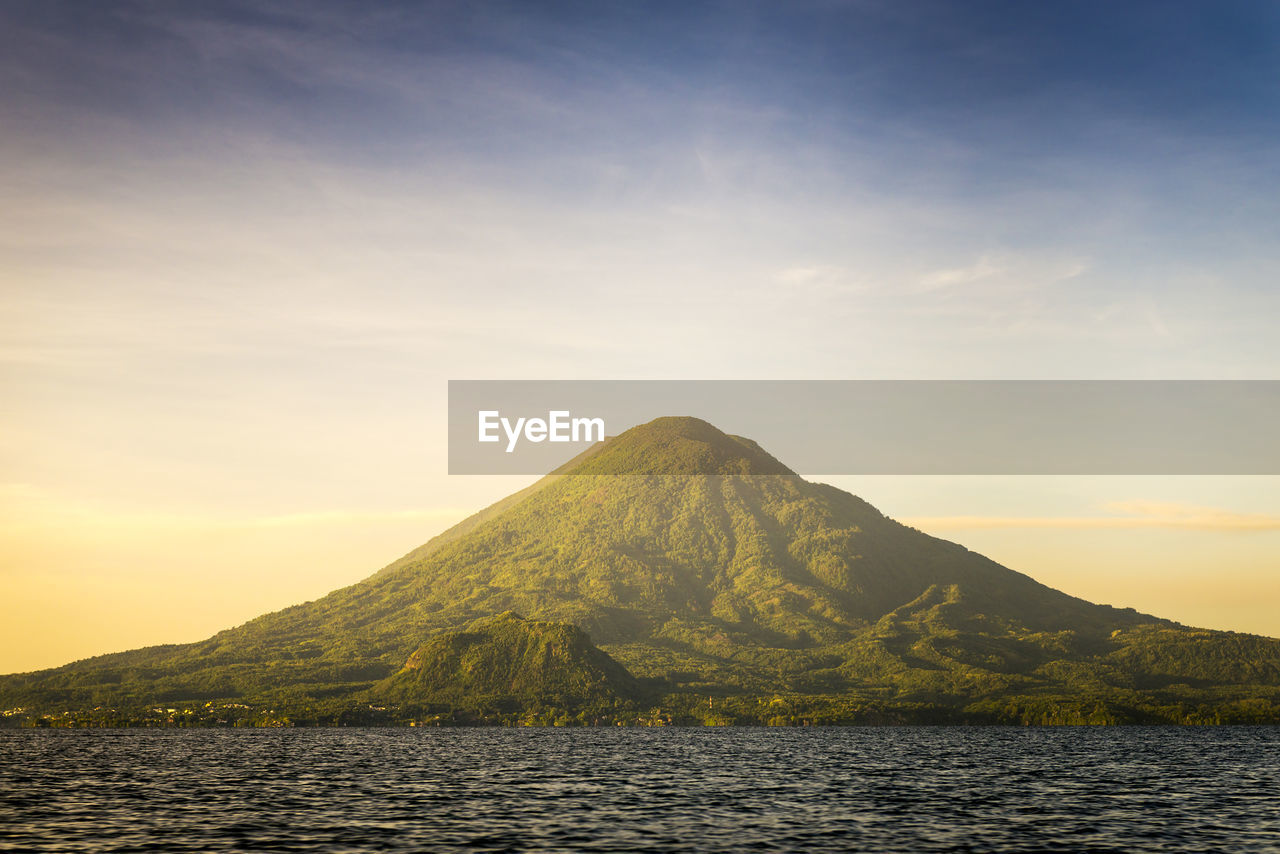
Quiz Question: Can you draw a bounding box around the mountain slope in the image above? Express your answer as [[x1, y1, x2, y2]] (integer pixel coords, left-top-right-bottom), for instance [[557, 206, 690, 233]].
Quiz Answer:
[[4, 416, 1279, 724]]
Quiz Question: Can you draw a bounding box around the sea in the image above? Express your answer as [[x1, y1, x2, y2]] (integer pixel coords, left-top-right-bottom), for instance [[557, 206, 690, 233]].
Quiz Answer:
[[2, 727, 1277, 852]]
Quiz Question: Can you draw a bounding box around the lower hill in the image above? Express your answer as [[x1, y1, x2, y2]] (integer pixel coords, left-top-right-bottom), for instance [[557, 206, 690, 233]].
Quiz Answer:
[[376, 612, 638, 707], [4, 416, 1280, 726]]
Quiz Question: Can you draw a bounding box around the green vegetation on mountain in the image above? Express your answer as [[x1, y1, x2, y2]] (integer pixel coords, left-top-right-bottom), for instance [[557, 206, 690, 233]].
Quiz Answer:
[[4, 416, 1280, 727], [379, 612, 637, 706]]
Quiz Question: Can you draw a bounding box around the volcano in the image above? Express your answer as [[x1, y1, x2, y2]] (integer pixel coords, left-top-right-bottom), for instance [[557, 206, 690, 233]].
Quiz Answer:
[[5, 416, 1279, 725]]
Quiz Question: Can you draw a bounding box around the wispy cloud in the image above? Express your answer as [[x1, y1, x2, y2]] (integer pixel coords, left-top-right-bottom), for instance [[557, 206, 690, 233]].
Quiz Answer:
[[906, 501, 1280, 532], [918, 254, 1005, 291], [916, 252, 1088, 294], [773, 265, 870, 294], [0, 483, 472, 534]]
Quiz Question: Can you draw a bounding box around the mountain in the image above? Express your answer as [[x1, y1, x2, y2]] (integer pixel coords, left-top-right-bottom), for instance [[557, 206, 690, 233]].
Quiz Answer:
[[4, 416, 1280, 726]]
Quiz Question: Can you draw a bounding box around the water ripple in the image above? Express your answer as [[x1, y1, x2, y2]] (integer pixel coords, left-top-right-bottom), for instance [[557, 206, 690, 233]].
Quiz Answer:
[[2, 727, 1278, 852]]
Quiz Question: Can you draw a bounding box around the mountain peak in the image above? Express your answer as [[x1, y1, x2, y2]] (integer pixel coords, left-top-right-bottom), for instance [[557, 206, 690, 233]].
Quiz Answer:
[[558, 416, 794, 475]]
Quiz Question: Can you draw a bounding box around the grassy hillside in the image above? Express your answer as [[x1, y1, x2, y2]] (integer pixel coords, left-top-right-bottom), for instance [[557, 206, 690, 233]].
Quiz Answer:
[[4, 416, 1280, 726]]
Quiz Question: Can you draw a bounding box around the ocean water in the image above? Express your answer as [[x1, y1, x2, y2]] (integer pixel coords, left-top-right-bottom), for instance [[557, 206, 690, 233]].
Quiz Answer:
[[2, 727, 1278, 852]]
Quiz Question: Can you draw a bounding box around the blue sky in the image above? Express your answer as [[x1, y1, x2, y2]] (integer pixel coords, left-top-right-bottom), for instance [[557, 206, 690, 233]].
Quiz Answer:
[[5, 0, 1278, 379], [2, 1, 1279, 670], [8, 1, 1279, 234]]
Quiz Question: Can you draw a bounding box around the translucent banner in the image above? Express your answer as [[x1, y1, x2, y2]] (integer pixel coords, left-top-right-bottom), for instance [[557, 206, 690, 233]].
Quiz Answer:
[[448, 380, 1280, 475]]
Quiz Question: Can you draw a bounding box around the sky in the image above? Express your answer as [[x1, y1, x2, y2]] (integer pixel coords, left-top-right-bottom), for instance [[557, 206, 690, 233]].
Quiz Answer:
[[2, 0, 1279, 673]]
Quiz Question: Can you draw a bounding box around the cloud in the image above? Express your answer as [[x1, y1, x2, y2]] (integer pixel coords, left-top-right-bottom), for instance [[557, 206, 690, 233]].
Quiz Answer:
[[242, 508, 471, 529], [0, 484, 472, 536], [918, 254, 1004, 290], [916, 252, 1088, 294], [773, 265, 869, 294], [905, 501, 1280, 532]]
